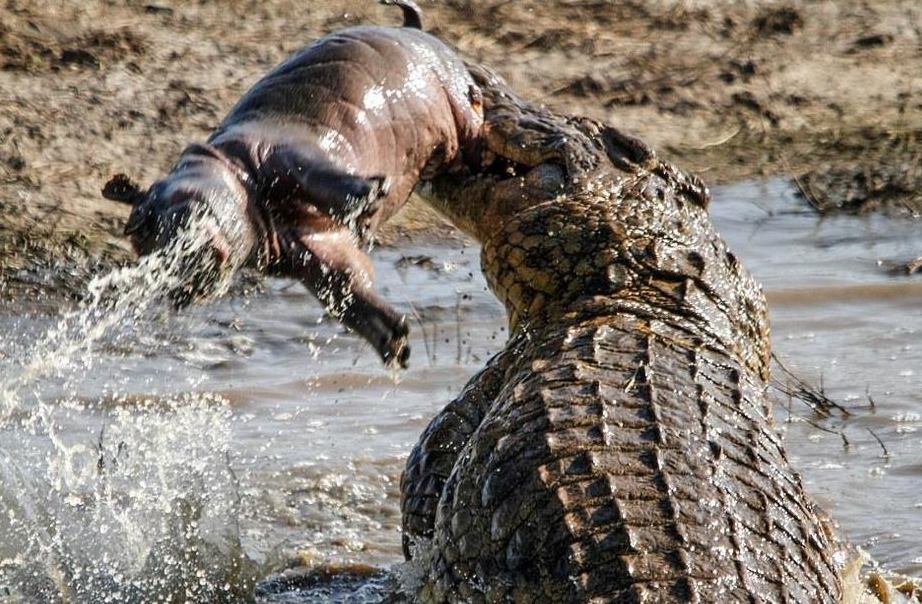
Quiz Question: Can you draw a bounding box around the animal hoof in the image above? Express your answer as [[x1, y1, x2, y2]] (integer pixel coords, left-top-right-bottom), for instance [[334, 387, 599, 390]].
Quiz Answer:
[[382, 316, 411, 369]]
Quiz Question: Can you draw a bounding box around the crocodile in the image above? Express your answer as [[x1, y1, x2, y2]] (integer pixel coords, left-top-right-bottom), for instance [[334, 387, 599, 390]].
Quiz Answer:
[[399, 65, 844, 602]]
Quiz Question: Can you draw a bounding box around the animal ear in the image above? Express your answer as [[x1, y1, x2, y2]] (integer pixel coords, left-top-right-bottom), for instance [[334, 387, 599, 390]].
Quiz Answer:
[[102, 173, 145, 205]]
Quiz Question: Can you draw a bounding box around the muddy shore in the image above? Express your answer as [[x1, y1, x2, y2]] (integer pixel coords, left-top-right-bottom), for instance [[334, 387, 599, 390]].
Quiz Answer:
[[1, 0, 920, 296]]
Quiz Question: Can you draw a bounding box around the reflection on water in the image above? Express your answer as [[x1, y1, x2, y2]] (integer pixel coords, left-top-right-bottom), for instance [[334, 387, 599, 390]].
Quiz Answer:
[[0, 178, 921, 601]]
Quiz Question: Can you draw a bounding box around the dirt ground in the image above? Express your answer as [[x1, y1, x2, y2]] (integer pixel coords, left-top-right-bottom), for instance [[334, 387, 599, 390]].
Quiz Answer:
[[1, 0, 920, 297]]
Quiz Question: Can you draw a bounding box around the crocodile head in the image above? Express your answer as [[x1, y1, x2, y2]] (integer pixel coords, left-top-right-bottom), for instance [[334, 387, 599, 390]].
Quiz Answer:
[[418, 63, 772, 380]]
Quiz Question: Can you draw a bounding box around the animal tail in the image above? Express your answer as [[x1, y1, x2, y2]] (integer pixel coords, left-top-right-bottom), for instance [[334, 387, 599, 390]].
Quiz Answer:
[[379, 0, 422, 29]]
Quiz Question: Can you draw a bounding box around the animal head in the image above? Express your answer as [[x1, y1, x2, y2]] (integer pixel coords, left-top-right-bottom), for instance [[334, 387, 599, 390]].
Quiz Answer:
[[105, 174, 199, 252], [101, 169, 254, 305]]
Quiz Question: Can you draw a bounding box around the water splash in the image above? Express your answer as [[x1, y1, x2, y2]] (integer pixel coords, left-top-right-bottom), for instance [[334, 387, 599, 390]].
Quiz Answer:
[[1, 218, 238, 422], [0, 221, 261, 603], [0, 396, 258, 604], [255, 566, 400, 604]]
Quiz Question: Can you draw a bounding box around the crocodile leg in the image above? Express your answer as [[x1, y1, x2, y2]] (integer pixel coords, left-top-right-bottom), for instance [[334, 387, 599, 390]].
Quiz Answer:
[[400, 341, 521, 558]]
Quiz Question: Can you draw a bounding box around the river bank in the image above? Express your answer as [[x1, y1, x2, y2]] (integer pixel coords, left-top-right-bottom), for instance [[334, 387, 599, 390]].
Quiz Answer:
[[1, 0, 920, 296]]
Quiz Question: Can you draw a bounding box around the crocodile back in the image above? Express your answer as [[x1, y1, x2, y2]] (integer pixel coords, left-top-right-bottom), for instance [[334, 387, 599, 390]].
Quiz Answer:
[[423, 315, 842, 603]]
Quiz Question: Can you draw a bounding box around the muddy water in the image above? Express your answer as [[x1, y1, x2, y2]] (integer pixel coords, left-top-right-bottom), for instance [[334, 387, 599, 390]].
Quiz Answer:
[[1, 178, 921, 602], [716, 179, 922, 575]]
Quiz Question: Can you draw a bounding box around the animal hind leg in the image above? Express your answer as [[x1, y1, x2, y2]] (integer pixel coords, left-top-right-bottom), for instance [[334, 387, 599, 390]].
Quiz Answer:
[[289, 230, 410, 368]]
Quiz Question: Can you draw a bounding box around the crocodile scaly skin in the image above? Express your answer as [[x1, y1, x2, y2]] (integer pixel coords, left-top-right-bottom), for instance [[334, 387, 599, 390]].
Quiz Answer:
[[401, 65, 843, 603]]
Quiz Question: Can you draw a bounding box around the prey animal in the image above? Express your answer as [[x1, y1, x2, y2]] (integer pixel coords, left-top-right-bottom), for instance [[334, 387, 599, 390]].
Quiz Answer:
[[102, 0, 483, 367]]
